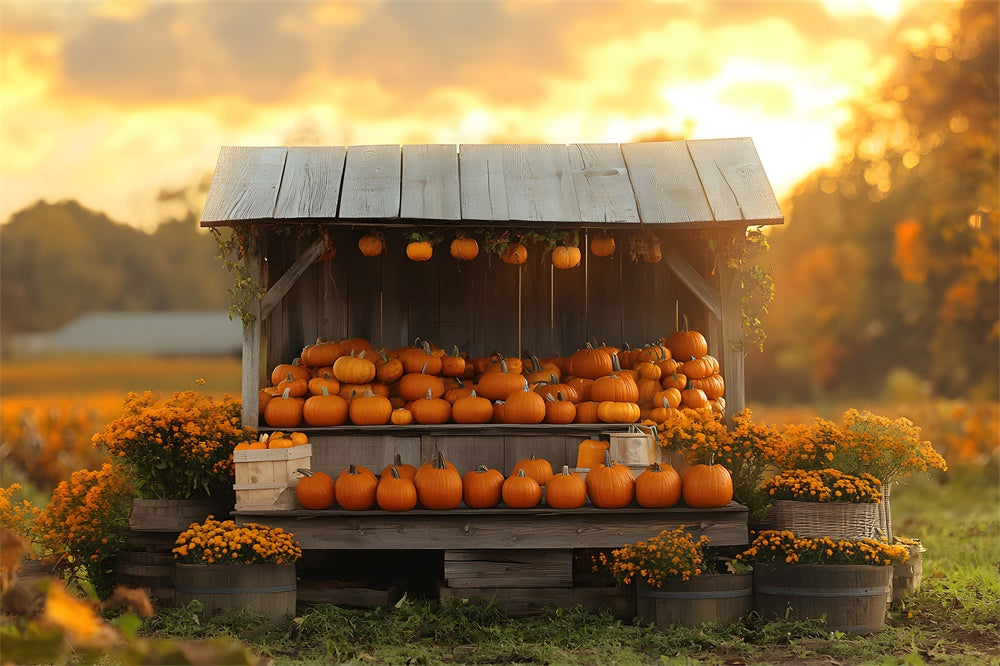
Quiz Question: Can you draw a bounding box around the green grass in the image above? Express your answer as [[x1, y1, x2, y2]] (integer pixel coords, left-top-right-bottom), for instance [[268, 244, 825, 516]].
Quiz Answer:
[[130, 470, 1000, 665]]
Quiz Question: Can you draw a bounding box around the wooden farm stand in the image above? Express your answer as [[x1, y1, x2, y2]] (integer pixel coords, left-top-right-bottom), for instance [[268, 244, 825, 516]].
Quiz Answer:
[[200, 141, 783, 613]]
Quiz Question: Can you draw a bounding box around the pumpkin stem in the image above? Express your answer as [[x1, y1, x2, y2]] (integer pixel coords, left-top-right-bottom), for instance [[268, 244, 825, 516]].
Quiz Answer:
[[425, 388, 433, 400], [394, 452, 403, 466], [561, 464, 570, 475], [281, 387, 291, 399], [321, 386, 331, 397], [475, 464, 489, 473], [649, 462, 662, 472], [611, 353, 622, 372], [297, 468, 315, 477], [390, 466, 402, 479], [349, 463, 358, 474]]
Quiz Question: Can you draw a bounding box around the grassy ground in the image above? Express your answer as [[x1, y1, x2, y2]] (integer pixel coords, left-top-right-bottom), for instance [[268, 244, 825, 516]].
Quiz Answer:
[[135, 469, 999, 665]]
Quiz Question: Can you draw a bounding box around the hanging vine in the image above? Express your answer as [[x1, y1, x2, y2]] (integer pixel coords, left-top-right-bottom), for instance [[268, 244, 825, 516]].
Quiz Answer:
[[704, 226, 775, 353], [212, 225, 262, 329]]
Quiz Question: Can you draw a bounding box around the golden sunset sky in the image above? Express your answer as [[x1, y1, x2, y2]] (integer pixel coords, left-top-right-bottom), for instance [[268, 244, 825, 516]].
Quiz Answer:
[[0, 0, 960, 230]]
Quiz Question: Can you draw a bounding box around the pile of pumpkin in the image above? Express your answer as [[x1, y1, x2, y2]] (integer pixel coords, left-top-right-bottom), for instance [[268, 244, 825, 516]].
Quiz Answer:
[[234, 431, 310, 451], [260, 325, 725, 429], [294, 450, 733, 512]]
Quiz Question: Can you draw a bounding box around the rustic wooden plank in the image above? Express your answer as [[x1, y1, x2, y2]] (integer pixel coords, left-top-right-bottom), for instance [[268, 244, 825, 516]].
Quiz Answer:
[[459, 144, 509, 221], [444, 549, 572, 588], [241, 231, 263, 427], [622, 142, 714, 225], [663, 244, 721, 320], [297, 583, 402, 608], [339, 145, 402, 219], [201, 146, 287, 224], [504, 435, 577, 475], [260, 237, 327, 319], [566, 144, 640, 224], [309, 434, 421, 476], [439, 583, 632, 618], [719, 231, 746, 420], [273, 146, 346, 219], [502, 144, 581, 223], [686, 138, 783, 225], [401, 144, 461, 220], [427, 436, 505, 476], [235, 504, 748, 550]]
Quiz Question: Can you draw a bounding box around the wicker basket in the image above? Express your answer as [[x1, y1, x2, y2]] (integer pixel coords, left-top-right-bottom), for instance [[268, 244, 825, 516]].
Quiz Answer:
[[767, 500, 878, 540]]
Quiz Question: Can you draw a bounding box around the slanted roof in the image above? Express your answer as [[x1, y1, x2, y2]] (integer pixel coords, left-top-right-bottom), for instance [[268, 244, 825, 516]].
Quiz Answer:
[[200, 140, 783, 229]]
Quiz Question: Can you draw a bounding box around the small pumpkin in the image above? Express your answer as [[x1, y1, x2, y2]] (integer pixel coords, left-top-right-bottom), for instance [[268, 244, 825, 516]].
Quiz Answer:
[[589, 232, 615, 258], [381, 452, 417, 480], [634, 462, 682, 508], [406, 240, 434, 261], [414, 451, 463, 510], [302, 386, 349, 427], [263, 387, 304, 428], [295, 468, 336, 510], [544, 391, 577, 424], [410, 388, 451, 425], [390, 407, 414, 425], [574, 400, 601, 423], [358, 232, 385, 257], [501, 242, 528, 265], [512, 454, 553, 486], [551, 244, 582, 269], [501, 468, 542, 508], [545, 465, 587, 509], [682, 455, 733, 508], [335, 464, 377, 511], [502, 381, 546, 424], [333, 354, 377, 385], [270, 360, 309, 387], [665, 315, 709, 361], [680, 387, 710, 410], [276, 372, 309, 398], [451, 390, 494, 424], [585, 451, 635, 509], [348, 390, 392, 425], [462, 465, 505, 509], [450, 235, 479, 260], [376, 467, 418, 512]]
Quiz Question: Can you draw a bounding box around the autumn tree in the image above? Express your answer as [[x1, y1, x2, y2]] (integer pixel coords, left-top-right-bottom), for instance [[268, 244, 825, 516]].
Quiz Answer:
[[750, 1, 998, 400]]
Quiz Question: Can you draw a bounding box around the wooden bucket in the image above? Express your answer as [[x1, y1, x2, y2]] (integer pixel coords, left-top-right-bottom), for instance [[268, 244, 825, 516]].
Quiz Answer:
[[635, 572, 752, 627], [892, 545, 923, 605], [174, 563, 296, 621], [753, 563, 891, 634], [115, 550, 174, 604]]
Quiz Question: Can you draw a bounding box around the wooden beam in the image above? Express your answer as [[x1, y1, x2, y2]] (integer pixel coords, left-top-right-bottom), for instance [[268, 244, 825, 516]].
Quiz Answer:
[[719, 231, 747, 418], [663, 245, 721, 320], [686, 138, 783, 225], [273, 146, 346, 219], [339, 145, 402, 219], [401, 144, 461, 220], [201, 146, 287, 225], [259, 237, 327, 320], [566, 143, 640, 224], [241, 232, 263, 428]]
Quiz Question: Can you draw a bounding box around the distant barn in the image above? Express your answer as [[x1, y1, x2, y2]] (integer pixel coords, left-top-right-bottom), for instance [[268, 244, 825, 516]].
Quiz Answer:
[[9, 311, 242, 356]]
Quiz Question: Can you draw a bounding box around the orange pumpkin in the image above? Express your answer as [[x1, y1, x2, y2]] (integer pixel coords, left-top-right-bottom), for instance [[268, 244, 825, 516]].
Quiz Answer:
[[512, 454, 553, 486], [451, 390, 494, 424], [462, 465, 504, 509], [302, 387, 349, 427], [335, 464, 377, 511], [589, 232, 615, 258], [414, 451, 463, 510], [376, 467, 418, 511], [634, 462, 682, 508], [551, 244, 581, 269], [585, 451, 635, 508], [295, 468, 336, 510], [501, 469, 542, 508], [406, 240, 433, 261], [682, 456, 733, 508], [545, 465, 587, 509]]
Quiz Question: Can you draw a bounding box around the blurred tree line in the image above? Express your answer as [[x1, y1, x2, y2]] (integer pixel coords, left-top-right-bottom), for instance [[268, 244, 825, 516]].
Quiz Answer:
[[748, 1, 998, 401], [0, 198, 230, 337]]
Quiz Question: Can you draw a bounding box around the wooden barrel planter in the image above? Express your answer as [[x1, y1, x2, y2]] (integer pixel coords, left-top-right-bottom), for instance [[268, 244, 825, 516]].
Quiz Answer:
[[128, 498, 229, 535], [635, 572, 752, 628], [174, 563, 296, 621], [115, 550, 175, 604], [767, 501, 877, 540], [753, 563, 891, 634], [892, 544, 923, 605]]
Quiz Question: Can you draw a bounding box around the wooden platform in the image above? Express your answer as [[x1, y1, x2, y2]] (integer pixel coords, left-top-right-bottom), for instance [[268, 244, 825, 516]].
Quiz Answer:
[[234, 502, 748, 550]]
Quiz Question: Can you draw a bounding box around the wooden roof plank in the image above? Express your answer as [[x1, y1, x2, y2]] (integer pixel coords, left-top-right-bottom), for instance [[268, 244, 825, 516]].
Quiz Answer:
[[401, 144, 461, 220], [621, 141, 714, 224], [686, 138, 783, 224], [339, 145, 402, 219], [459, 144, 509, 222], [273, 146, 346, 219], [200, 146, 287, 224], [502, 144, 581, 223], [567, 143, 640, 225]]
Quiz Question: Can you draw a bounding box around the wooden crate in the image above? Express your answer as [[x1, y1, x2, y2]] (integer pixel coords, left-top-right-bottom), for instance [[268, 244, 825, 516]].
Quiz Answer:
[[234, 444, 311, 510], [444, 549, 572, 589]]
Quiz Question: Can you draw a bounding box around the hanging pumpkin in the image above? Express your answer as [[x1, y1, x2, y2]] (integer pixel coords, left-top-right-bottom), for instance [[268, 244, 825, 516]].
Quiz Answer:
[[682, 455, 733, 508], [406, 240, 434, 261], [376, 467, 418, 512], [545, 465, 587, 509], [335, 464, 377, 510], [642, 232, 663, 263], [358, 232, 385, 257], [295, 469, 336, 510], [501, 242, 528, 265], [589, 232, 615, 258], [414, 451, 463, 510], [512, 454, 553, 486], [585, 451, 635, 508], [634, 462, 682, 508], [450, 235, 479, 260], [501, 469, 542, 508], [462, 465, 505, 509], [552, 244, 582, 269]]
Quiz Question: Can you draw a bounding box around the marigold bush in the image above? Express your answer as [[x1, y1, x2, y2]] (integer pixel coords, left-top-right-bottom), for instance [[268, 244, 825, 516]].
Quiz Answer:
[[762, 468, 884, 503], [738, 530, 910, 566], [91, 391, 255, 500], [594, 526, 711, 587], [172, 517, 301, 566]]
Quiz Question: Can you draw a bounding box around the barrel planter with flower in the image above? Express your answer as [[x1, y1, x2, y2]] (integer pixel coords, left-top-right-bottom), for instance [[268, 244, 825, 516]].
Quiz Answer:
[[597, 526, 752, 628], [739, 530, 910, 634], [172, 517, 302, 621]]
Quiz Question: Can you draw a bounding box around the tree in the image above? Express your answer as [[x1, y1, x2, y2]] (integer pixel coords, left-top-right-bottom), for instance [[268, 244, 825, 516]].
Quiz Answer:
[[750, 1, 998, 400]]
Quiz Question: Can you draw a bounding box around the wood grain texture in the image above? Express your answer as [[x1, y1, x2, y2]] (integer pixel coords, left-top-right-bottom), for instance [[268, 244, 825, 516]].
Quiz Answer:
[[401, 144, 461, 220], [567, 144, 640, 224], [339, 145, 402, 219], [234, 503, 749, 549], [273, 146, 346, 219], [444, 549, 572, 588], [663, 245, 721, 320], [622, 142, 714, 224], [459, 144, 509, 221], [502, 144, 582, 223], [201, 146, 286, 224], [260, 237, 327, 319], [439, 583, 632, 618], [686, 138, 783, 224]]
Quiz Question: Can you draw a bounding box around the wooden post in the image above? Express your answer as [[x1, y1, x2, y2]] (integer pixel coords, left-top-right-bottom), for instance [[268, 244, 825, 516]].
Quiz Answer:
[[241, 229, 263, 428]]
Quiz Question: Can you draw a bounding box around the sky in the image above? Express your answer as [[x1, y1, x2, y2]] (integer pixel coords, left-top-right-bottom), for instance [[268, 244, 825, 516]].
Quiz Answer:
[[0, 0, 961, 231]]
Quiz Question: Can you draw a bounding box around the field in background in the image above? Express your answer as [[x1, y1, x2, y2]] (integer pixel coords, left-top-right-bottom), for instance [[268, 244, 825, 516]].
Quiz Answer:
[[1, 355, 996, 492]]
